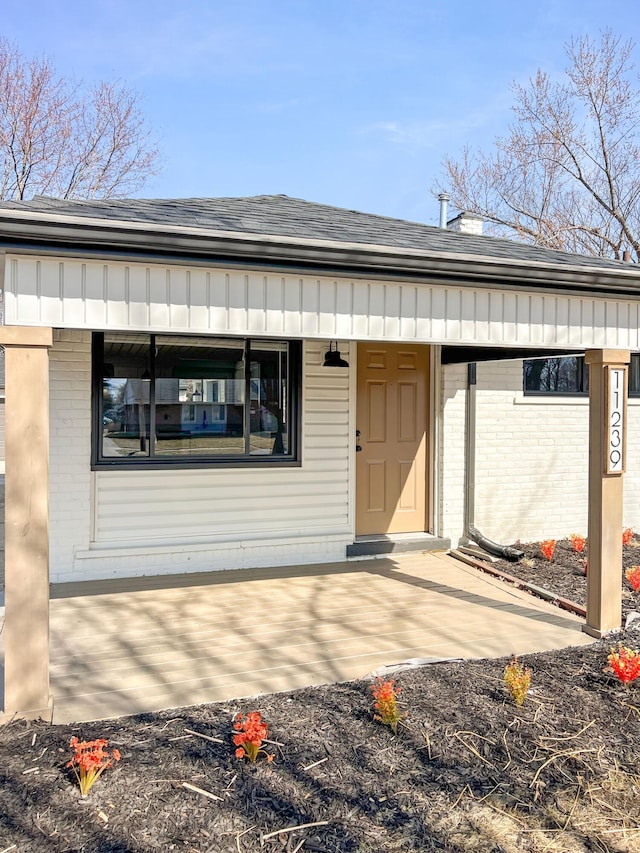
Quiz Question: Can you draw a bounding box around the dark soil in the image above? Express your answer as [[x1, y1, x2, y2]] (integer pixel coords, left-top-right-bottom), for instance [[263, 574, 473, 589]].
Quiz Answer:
[[3, 545, 640, 853], [492, 537, 640, 624]]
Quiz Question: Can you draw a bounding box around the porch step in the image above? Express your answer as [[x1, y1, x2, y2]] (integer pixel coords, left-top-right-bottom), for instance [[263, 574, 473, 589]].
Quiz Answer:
[[346, 533, 451, 558]]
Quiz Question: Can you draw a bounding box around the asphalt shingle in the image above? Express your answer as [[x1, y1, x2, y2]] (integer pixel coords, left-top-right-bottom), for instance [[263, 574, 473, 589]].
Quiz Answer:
[[0, 193, 634, 273]]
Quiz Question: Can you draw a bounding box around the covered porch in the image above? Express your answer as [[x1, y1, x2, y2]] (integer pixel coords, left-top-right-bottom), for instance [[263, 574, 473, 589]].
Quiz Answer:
[[16, 551, 591, 723], [0, 327, 625, 723], [1, 193, 638, 722]]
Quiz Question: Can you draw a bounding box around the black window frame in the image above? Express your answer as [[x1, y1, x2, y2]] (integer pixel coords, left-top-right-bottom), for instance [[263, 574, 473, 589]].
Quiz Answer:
[[92, 332, 302, 469], [523, 354, 640, 397]]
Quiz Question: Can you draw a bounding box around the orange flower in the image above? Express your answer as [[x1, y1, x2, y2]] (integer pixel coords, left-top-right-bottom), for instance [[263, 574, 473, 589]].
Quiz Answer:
[[626, 566, 640, 592], [232, 711, 274, 763], [540, 539, 556, 561], [67, 736, 121, 797], [623, 528, 635, 546], [371, 678, 406, 734], [569, 534, 586, 553], [608, 643, 640, 686]]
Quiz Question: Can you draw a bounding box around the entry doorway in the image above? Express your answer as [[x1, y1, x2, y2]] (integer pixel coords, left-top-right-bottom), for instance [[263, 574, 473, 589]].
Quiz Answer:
[[355, 343, 430, 535]]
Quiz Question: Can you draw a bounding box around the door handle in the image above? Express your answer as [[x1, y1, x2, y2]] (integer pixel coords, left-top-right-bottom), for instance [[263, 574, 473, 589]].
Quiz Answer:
[[356, 444, 362, 452]]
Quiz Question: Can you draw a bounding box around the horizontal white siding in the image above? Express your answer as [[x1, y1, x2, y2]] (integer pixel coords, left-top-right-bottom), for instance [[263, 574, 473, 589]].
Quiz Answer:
[[48, 340, 351, 582], [49, 330, 93, 580], [6, 255, 640, 350]]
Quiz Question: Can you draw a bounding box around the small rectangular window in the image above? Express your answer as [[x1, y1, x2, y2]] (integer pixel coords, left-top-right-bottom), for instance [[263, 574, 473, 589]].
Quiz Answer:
[[524, 356, 587, 395], [629, 354, 640, 398], [93, 333, 300, 467], [524, 354, 640, 397]]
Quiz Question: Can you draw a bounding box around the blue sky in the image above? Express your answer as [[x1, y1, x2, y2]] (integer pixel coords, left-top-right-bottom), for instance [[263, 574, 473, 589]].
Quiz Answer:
[[4, 0, 640, 225]]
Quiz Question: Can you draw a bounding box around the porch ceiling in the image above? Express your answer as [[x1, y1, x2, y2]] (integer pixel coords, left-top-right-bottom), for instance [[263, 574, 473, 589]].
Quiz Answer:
[[15, 552, 593, 724], [440, 346, 585, 364]]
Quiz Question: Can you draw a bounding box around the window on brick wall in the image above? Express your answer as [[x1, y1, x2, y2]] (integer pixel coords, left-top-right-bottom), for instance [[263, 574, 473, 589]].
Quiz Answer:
[[524, 354, 640, 396], [92, 332, 301, 467]]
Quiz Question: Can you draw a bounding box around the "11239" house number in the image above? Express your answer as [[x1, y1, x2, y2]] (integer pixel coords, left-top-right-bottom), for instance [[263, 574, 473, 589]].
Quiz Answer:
[[607, 366, 625, 474]]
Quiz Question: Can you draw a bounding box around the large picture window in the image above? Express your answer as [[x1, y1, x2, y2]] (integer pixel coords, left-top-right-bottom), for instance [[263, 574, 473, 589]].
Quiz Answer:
[[93, 333, 301, 466], [524, 354, 640, 397]]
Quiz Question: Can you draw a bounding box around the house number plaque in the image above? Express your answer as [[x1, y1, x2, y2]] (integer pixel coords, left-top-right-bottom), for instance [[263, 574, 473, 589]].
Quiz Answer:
[[606, 366, 626, 474]]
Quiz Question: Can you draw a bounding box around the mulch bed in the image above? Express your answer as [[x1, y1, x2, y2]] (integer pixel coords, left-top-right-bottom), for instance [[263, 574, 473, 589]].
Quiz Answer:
[[490, 536, 640, 624], [3, 543, 640, 852]]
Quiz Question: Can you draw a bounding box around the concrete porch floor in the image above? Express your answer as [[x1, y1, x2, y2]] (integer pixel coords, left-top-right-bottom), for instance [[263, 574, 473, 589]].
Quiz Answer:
[[2, 551, 592, 724]]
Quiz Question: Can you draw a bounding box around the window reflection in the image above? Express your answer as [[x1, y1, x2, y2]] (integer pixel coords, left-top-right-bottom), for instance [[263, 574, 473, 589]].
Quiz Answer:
[[155, 337, 246, 456], [249, 343, 288, 455], [101, 335, 151, 457], [96, 334, 297, 463]]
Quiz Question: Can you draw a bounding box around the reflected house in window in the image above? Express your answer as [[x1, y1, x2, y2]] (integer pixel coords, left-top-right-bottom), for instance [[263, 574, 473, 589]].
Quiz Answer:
[[524, 355, 640, 397], [97, 333, 297, 462]]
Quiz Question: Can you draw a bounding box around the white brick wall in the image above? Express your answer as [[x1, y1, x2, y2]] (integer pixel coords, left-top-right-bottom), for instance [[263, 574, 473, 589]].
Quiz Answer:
[[71, 535, 349, 583], [440, 359, 640, 545]]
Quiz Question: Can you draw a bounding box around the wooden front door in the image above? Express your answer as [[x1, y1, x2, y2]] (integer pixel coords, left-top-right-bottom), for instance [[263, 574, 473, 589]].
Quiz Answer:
[[356, 343, 429, 535]]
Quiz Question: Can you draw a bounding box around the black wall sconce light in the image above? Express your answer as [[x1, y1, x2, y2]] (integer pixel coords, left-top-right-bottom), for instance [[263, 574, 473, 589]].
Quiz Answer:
[[323, 341, 349, 368]]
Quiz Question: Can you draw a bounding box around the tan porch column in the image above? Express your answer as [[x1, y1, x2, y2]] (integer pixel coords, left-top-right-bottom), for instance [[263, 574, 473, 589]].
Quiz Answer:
[[1, 326, 53, 721], [583, 349, 630, 638]]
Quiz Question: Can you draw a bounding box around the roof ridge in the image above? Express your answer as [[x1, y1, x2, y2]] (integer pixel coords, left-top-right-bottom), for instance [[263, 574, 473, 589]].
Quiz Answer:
[[20, 194, 442, 231]]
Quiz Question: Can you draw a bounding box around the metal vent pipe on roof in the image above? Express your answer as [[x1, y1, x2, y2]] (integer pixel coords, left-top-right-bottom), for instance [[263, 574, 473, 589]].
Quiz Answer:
[[437, 192, 450, 229]]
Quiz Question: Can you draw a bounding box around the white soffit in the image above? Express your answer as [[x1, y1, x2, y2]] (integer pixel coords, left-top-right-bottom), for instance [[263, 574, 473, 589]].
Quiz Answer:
[[4, 254, 639, 350]]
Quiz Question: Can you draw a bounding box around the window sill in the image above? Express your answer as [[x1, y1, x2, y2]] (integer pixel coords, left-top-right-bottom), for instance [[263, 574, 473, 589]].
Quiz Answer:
[[92, 458, 301, 470], [514, 395, 640, 406], [514, 394, 589, 405]]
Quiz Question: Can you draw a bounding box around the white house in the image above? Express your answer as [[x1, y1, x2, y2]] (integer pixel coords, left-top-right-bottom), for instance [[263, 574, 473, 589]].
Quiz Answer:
[[0, 193, 638, 719]]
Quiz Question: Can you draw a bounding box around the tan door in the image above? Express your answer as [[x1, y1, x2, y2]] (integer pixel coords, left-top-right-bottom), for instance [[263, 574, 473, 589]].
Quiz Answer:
[[356, 343, 429, 535]]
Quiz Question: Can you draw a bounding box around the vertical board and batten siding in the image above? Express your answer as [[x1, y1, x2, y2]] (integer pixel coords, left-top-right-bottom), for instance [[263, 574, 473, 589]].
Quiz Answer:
[[6, 255, 640, 349], [53, 340, 353, 583]]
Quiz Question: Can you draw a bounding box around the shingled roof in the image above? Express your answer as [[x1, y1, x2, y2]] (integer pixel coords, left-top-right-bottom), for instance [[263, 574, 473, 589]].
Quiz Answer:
[[0, 193, 634, 275]]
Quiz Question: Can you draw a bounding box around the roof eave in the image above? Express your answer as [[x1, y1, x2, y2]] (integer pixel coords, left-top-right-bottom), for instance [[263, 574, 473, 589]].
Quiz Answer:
[[0, 209, 638, 298]]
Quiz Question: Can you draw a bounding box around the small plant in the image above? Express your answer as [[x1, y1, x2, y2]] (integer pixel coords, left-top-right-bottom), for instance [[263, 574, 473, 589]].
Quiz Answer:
[[67, 737, 121, 797], [608, 643, 640, 686], [623, 528, 635, 546], [569, 534, 586, 553], [232, 712, 274, 763], [371, 678, 406, 734], [540, 539, 556, 561], [626, 566, 640, 592], [503, 657, 531, 706]]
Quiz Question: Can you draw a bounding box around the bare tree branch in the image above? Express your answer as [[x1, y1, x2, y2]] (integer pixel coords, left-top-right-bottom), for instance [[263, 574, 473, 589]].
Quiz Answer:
[[437, 30, 640, 262], [0, 38, 159, 200]]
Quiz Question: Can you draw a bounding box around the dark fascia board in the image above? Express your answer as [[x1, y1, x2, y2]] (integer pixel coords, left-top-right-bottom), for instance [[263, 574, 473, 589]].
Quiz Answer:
[[1, 208, 640, 300]]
